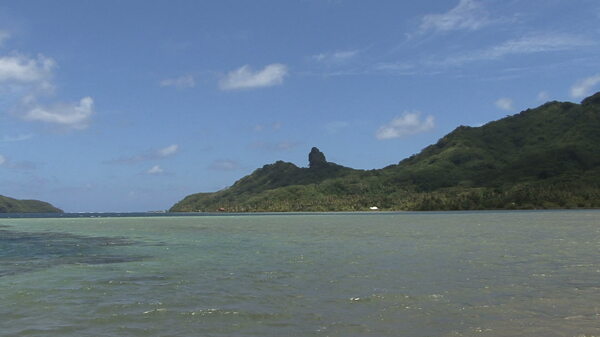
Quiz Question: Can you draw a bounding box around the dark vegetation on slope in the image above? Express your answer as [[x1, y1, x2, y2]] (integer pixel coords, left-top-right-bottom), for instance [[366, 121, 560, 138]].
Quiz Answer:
[[171, 92, 600, 212], [0, 195, 63, 213]]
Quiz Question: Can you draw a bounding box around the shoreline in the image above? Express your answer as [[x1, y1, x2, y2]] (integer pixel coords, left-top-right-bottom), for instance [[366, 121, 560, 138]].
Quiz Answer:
[[2, 208, 600, 219]]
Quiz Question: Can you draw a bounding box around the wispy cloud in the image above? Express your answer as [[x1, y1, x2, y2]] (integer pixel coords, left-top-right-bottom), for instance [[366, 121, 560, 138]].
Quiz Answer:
[[8, 160, 36, 170], [250, 141, 300, 152], [373, 32, 593, 77], [19, 96, 94, 130], [0, 154, 36, 170], [208, 159, 240, 171], [107, 144, 179, 165], [159, 74, 195, 88], [437, 33, 593, 66], [324, 121, 350, 134], [376, 112, 435, 140], [219, 64, 288, 90], [253, 122, 282, 132], [419, 0, 490, 33], [1, 133, 33, 142], [0, 31, 10, 47], [537, 91, 550, 102], [372, 62, 415, 74], [485, 34, 592, 58], [312, 50, 359, 63], [495, 97, 514, 111], [571, 74, 600, 98], [157, 144, 179, 157], [146, 165, 164, 175]]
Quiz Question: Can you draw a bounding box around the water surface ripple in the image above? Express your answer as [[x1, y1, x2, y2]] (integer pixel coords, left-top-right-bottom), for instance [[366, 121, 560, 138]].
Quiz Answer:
[[0, 211, 598, 337]]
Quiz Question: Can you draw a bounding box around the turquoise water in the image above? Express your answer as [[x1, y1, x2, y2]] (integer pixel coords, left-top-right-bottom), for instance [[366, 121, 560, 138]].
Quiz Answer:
[[1, 211, 599, 337]]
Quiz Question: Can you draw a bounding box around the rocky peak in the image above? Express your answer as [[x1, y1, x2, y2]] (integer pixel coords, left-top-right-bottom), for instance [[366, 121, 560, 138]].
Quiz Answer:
[[308, 147, 327, 168]]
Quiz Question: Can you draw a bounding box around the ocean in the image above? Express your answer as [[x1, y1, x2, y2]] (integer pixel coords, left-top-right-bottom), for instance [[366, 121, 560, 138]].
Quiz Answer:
[[1, 211, 599, 336]]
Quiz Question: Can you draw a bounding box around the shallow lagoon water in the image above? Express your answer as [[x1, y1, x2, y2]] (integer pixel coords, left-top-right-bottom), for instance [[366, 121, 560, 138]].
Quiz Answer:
[[1, 211, 599, 337]]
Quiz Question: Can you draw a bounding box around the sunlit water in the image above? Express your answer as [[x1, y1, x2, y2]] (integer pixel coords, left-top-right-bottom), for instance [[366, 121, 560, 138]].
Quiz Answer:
[[1, 211, 599, 337]]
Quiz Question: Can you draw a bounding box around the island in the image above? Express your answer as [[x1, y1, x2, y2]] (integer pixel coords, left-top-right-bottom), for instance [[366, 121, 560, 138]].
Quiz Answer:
[[171, 92, 600, 212], [0, 195, 63, 213]]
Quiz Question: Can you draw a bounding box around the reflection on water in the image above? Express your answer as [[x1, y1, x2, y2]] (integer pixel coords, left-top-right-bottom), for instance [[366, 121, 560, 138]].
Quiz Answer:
[[0, 228, 145, 277]]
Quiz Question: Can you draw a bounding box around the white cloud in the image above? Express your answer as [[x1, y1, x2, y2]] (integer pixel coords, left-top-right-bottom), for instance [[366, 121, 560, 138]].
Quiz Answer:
[[0, 31, 10, 47], [0, 54, 55, 83], [219, 63, 288, 90], [571, 74, 600, 98], [312, 50, 359, 63], [209, 159, 240, 171], [22, 96, 94, 130], [420, 0, 490, 33], [157, 144, 179, 157], [495, 97, 514, 111], [537, 91, 550, 101], [147, 165, 164, 175], [0, 154, 5, 166], [159, 74, 195, 88], [0, 50, 96, 130], [376, 112, 435, 140]]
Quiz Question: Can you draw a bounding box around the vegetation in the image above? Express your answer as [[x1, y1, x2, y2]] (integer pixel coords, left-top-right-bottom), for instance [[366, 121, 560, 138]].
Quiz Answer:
[[170, 92, 600, 212], [0, 195, 63, 213]]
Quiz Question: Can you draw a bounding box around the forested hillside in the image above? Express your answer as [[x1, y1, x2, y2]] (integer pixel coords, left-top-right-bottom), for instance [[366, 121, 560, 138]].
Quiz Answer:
[[171, 92, 600, 212], [0, 195, 63, 213]]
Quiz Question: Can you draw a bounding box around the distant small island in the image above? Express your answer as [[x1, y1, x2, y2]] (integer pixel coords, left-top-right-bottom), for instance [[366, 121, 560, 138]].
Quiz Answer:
[[0, 195, 63, 213], [170, 92, 600, 212]]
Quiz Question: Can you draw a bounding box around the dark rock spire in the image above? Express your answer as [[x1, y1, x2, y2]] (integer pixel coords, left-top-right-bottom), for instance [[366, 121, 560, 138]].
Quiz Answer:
[[308, 147, 327, 168]]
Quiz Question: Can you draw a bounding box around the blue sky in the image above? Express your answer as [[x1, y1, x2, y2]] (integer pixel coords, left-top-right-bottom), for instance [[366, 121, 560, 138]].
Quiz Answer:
[[1, 0, 600, 212]]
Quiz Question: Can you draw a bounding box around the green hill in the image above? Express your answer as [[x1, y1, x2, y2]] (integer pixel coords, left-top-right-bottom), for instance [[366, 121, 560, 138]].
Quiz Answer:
[[170, 147, 358, 212], [170, 92, 600, 212], [0, 195, 63, 213]]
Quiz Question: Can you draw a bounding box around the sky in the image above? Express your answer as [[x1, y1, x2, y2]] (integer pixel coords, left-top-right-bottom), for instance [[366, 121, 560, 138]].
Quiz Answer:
[[1, 0, 600, 212]]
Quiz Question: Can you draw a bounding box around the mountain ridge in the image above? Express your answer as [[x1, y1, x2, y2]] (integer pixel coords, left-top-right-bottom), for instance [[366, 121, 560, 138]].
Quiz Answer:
[[170, 92, 600, 212]]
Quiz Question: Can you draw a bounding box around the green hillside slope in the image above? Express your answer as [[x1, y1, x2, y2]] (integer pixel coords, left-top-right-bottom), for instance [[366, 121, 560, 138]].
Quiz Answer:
[[171, 148, 358, 211], [0, 195, 63, 213], [171, 92, 600, 212]]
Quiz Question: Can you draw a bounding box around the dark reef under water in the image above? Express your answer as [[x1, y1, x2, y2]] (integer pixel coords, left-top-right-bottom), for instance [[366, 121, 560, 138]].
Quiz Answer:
[[0, 227, 146, 277]]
